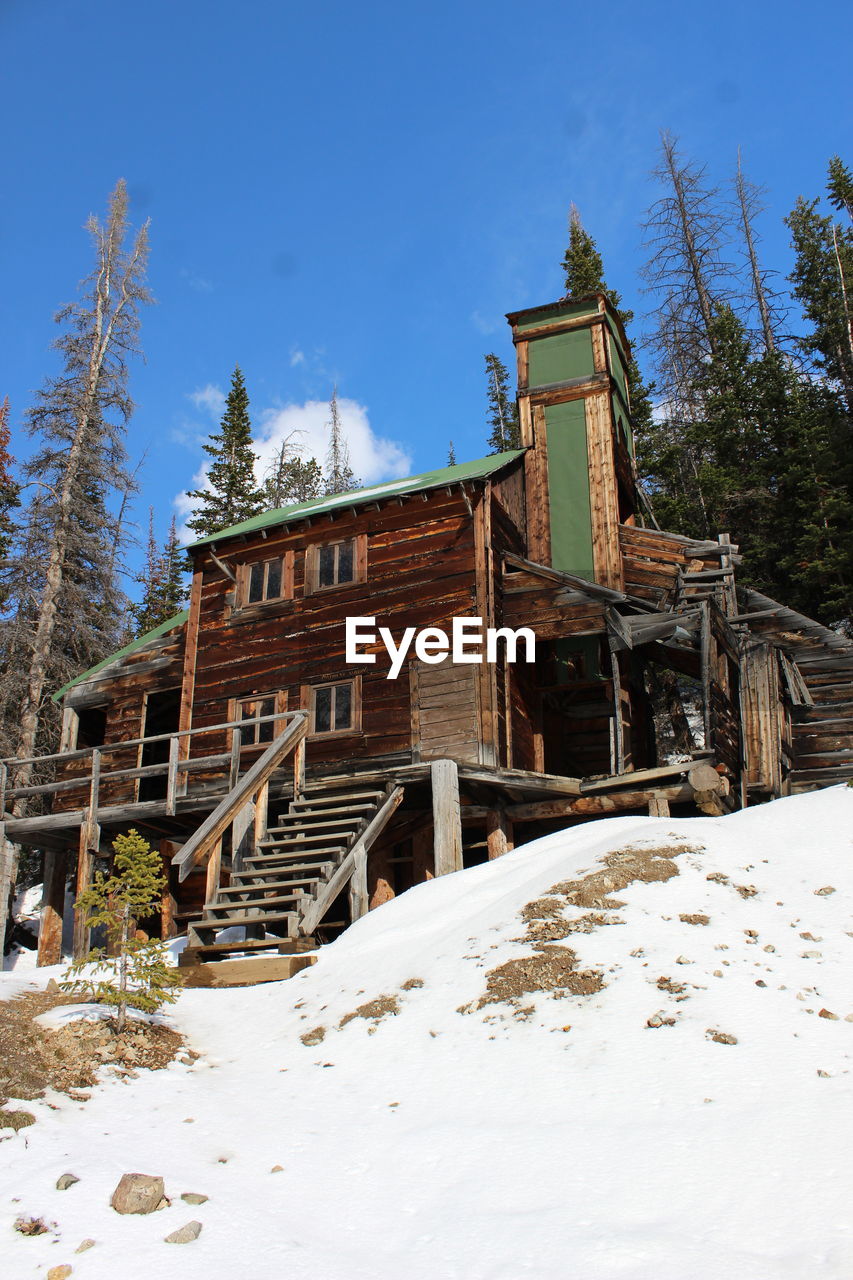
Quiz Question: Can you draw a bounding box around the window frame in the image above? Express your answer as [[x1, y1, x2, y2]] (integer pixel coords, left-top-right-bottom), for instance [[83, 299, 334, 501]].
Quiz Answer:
[[303, 677, 362, 737], [236, 551, 293, 609], [304, 533, 367, 595], [229, 690, 289, 749]]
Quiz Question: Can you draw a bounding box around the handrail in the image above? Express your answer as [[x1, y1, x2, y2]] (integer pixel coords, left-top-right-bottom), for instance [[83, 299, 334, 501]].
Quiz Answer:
[[0, 709, 301, 810], [171, 712, 309, 883]]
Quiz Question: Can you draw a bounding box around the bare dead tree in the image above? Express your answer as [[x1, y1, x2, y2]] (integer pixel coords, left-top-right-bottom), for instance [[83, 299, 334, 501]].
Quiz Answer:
[[733, 149, 786, 354], [5, 180, 151, 803]]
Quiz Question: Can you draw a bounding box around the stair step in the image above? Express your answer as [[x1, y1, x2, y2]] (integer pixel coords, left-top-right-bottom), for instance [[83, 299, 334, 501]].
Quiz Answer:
[[266, 816, 364, 834], [277, 803, 377, 822], [218, 877, 321, 896], [233, 860, 336, 880], [291, 789, 385, 808], [258, 831, 356, 848], [205, 893, 304, 917], [244, 846, 346, 866], [196, 909, 298, 931]]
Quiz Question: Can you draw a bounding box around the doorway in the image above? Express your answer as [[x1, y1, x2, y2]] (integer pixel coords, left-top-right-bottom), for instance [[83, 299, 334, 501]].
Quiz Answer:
[[139, 688, 181, 801]]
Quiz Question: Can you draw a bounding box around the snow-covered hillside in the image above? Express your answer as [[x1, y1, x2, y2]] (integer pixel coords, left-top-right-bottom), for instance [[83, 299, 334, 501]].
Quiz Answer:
[[2, 787, 852, 1279]]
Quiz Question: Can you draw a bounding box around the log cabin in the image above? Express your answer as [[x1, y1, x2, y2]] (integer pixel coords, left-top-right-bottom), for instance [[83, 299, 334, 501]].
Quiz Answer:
[[3, 292, 853, 968]]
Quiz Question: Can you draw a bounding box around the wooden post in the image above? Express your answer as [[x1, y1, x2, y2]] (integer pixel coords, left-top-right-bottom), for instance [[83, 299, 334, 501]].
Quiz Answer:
[[431, 759, 463, 877], [229, 726, 242, 789], [648, 793, 670, 818], [700, 602, 712, 751], [177, 567, 203, 793], [159, 840, 178, 941], [37, 848, 67, 966], [486, 807, 513, 860], [165, 734, 179, 817], [72, 820, 95, 959], [293, 736, 306, 801], [253, 780, 269, 848], [609, 643, 625, 775], [349, 849, 369, 921], [205, 836, 223, 906], [231, 800, 254, 874]]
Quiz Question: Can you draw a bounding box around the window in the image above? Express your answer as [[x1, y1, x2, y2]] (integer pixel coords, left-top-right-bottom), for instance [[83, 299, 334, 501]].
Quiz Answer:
[[233, 693, 287, 745], [238, 554, 291, 607], [308, 680, 359, 735], [305, 535, 366, 594]]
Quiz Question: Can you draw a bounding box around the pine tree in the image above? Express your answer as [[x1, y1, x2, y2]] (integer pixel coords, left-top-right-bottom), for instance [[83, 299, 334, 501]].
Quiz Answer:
[[61, 829, 182, 1033], [786, 164, 853, 405], [130, 512, 186, 636], [485, 354, 520, 452], [263, 438, 324, 507], [827, 155, 853, 221], [324, 386, 360, 495], [186, 367, 264, 536], [447, 441, 457, 466], [0, 397, 20, 614], [732, 150, 785, 354], [561, 207, 656, 461]]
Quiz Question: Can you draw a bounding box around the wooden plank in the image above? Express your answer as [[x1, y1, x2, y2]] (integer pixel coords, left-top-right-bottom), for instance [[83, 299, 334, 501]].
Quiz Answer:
[[431, 759, 463, 877], [177, 568, 204, 780], [486, 808, 513, 859], [180, 954, 316, 987], [585, 391, 623, 591], [507, 782, 695, 821]]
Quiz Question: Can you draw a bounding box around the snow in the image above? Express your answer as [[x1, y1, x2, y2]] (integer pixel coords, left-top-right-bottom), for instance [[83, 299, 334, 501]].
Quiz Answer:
[[1, 786, 852, 1278]]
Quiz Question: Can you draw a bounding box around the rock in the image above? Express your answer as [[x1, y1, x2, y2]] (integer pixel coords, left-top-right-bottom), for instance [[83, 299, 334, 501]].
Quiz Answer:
[[56, 1173, 80, 1191], [819, 1008, 839, 1020], [646, 1014, 663, 1028], [75, 1240, 96, 1253], [181, 1192, 208, 1205], [675, 956, 691, 965], [110, 1173, 165, 1215], [817, 1069, 831, 1078], [47, 1267, 73, 1280], [270, 1165, 284, 1173], [755, 980, 767, 987], [707, 1030, 738, 1045], [164, 1220, 203, 1245], [814, 886, 836, 896], [46, 978, 60, 993], [763, 944, 775, 952]]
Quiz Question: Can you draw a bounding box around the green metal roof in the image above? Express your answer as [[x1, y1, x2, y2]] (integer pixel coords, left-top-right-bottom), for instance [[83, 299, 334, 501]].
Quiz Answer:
[[52, 609, 189, 703], [188, 449, 526, 550]]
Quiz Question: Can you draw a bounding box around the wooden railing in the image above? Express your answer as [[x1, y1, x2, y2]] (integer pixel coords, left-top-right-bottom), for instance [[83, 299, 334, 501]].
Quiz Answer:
[[0, 709, 308, 827]]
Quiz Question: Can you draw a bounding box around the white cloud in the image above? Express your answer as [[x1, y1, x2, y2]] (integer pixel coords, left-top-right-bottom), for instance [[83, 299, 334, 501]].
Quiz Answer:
[[289, 348, 306, 367], [254, 397, 410, 489], [175, 395, 412, 543], [189, 384, 226, 418]]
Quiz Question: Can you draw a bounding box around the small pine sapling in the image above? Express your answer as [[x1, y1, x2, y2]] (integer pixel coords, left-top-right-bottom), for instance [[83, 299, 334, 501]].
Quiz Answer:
[[62, 829, 181, 1032]]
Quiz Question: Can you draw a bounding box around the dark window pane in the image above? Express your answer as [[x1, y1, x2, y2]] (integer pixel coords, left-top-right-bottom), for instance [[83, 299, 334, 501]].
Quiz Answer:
[[257, 698, 275, 743], [265, 559, 282, 599], [337, 541, 354, 583], [334, 683, 352, 730], [318, 544, 336, 588], [314, 686, 332, 733], [248, 562, 264, 603]]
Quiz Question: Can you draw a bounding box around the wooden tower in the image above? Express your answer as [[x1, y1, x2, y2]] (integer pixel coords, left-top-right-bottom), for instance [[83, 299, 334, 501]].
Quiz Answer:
[[506, 294, 638, 590]]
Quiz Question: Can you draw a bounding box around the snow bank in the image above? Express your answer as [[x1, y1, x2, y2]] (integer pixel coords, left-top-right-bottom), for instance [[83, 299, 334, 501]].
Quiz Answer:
[[1, 786, 851, 1279]]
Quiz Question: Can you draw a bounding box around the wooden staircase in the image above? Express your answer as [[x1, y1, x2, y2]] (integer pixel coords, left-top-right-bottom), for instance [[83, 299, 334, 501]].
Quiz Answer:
[[187, 782, 404, 959]]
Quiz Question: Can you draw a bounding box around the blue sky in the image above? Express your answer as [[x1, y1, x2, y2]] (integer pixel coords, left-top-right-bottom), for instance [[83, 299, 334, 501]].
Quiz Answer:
[[1, 0, 850, 575]]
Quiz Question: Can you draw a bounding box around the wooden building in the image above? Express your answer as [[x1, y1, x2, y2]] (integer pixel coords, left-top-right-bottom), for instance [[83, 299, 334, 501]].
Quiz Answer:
[[3, 293, 853, 967]]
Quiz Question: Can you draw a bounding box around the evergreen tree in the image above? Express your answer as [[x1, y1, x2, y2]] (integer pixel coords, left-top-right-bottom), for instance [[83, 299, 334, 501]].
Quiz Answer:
[[130, 512, 186, 636], [787, 159, 853, 405], [61, 829, 182, 1033], [827, 155, 853, 221], [561, 207, 656, 459], [186, 367, 264, 536], [0, 397, 20, 614], [447, 440, 457, 466], [324, 386, 360, 495], [263, 438, 324, 507], [732, 150, 785, 354], [485, 354, 520, 452]]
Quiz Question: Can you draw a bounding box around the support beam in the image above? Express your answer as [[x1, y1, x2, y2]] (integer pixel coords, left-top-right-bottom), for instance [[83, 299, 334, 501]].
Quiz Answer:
[[38, 848, 67, 966], [648, 793, 671, 818], [486, 807, 513, 860], [431, 759, 463, 876]]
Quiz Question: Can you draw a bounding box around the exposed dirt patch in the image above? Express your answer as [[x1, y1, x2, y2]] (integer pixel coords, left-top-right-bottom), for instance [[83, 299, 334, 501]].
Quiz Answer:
[[657, 976, 687, 995], [735, 884, 758, 899], [479, 844, 697, 1010], [680, 913, 710, 926], [400, 978, 424, 991], [339, 995, 400, 1029], [0, 990, 183, 1123], [478, 947, 605, 1008], [707, 1029, 738, 1045], [300, 1025, 326, 1046]]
